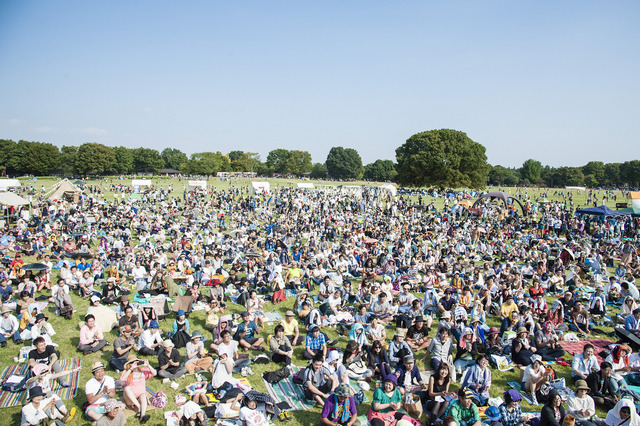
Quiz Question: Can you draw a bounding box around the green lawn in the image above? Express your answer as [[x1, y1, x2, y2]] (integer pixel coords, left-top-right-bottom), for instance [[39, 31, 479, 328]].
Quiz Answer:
[[0, 177, 632, 424]]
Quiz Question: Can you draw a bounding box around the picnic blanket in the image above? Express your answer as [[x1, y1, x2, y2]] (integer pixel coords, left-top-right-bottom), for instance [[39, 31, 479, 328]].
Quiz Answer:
[[0, 358, 81, 408], [262, 365, 368, 412], [558, 338, 614, 363], [265, 311, 283, 323]]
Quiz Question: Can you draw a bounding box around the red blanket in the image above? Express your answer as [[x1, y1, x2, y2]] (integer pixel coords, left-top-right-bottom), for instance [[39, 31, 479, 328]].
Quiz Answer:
[[558, 338, 615, 363]]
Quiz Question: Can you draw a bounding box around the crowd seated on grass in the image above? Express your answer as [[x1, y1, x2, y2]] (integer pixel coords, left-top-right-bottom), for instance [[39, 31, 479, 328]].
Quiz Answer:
[[0, 183, 639, 425]]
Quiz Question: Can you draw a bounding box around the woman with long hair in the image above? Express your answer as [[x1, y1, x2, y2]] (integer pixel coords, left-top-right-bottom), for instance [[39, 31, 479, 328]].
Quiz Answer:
[[426, 362, 452, 421]]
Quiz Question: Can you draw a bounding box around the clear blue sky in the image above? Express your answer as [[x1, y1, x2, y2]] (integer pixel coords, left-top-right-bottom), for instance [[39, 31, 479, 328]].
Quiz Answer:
[[1, 1, 638, 168]]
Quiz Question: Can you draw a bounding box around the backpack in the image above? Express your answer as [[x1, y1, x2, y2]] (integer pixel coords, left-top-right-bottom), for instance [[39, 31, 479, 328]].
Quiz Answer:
[[2, 374, 28, 393], [293, 369, 305, 385], [263, 367, 290, 384]]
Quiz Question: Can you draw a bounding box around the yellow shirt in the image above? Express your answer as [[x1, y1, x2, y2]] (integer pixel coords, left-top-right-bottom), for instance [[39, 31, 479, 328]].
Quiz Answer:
[[281, 319, 298, 335], [501, 302, 518, 319]]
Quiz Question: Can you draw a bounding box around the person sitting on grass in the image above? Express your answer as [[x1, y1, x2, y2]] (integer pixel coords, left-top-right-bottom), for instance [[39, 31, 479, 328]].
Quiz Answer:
[[185, 330, 214, 373], [422, 326, 453, 371], [84, 362, 117, 423], [426, 362, 452, 422], [157, 339, 188, 382], [120, 355, 156, 424], [77, 314, 109, 355], [511, 326, 536, 366], [138, 319, 163, 356], [29, 337, 69, 387], [460, 354, 491, 406], [571, 343, 599, 383], [566, 380, 598, 426], [234, 311, 264, 351], [118, 305, 142, 339], [26, 363, 78, 423], [280, 310, 302, 346], [499, 390, 533, 426], [217, 329, 252, 375], [21, 386, 75, 426], [304, 353, 338, 406], [522, 355, 551, 395], [171, 309, 191, 348], [109, 325, 138, 372], [320, 383, 359, 426], [270, 324, 293, 366], [304, 324, 327, 360], [539, 390, 566, 426], [0, 305, 22, 346], [605, 398, 640, 426], [446, 387, 482, 426], [586, 361, 620, 410]]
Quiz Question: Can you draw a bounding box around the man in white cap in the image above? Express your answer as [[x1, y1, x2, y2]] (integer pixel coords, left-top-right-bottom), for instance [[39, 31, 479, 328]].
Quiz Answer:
[[0, 305, 21, 346], [157, 339, 188, 382]]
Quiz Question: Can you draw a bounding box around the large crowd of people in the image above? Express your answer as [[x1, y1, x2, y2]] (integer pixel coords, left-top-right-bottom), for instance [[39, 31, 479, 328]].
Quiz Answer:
[[1, 180, 640, 426]]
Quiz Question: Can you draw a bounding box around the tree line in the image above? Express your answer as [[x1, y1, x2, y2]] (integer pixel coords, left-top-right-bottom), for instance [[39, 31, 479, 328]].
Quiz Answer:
[[1, 133, 639, 189]]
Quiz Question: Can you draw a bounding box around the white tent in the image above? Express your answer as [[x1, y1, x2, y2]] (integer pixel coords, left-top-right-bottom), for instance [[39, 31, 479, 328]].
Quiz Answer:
[[250, 181, 270, 195], [380, 183, 397, 196], [131, 179, 152, 187], [188, 180, 207, 190], [629, 192, 640, 209], [565, 186, 586, 191], [0, 192, 29, 206], [296, 182, 314, 189], [0, 179, 21, 191]]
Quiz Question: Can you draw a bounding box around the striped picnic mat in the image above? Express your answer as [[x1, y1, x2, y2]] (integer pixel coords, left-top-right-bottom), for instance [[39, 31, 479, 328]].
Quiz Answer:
[[262, 365, 369, 412], [0, 358, 81, 409]]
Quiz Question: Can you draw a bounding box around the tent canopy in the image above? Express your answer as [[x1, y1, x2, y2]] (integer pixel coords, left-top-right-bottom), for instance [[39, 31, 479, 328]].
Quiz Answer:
[[0, 179, 21, 191], [575, 205, 631, 216], [131, 179, 152, 187], [472, 191, 526, 214], [379, 184, 397, 196], [188, 180, 207, 190], [296, 182, 314, 189], [618, 207, 640, 217], [250, 181, 270, 195], [47, 179, 82, 201], [0, 192, 29, 206]]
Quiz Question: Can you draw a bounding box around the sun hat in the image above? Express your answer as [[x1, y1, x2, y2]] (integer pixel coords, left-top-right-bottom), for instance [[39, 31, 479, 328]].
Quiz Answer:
[[162, 339, 174, 348], [394, 328, 406, 338], [487, 327, 499, 335], [486, 406, 502, 421], [176, 309, 185, 316], [531, 354, 543, 364], [149, 320, 159, 328], [441, 311, 451, 319], [414, 315, 424, 323], [403, 355, 415, 363], [517, 326, 529, 334], [32, 363, 50, 376], [92, 362, 105, 373], [285, 311, 294, 317], [470, 316, 480, 323], [90, 295, 100, 303], [575, 380, 590, 391], [28, 386, 45, 401], [125, 354, 142, 368], [346, 340, 360, 352], [309, 324, 319, 332], [35, 313, 48, 322], [104, 399, 120, 412], [191, 330, 203, 340], [1, 306, 12, 315], [334, 383, 353, 397]]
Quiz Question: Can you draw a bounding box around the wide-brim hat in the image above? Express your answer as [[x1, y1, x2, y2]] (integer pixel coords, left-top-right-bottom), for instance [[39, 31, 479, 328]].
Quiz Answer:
[[191, 330, 203, 340], [414, 316, 424, 323], [575, 380, 590, 391], [1, 306, 12, 315], [346, 340, 360, 352], [486, 406, 502, 421], [394, 328, 407, 338], [92, 362, 105, 373], [35, 313, 48, 322], [517, 326, 529, 334], [28, 386, 45, 400], [162, 339, 174, 349], [125, 354, 142, 368]]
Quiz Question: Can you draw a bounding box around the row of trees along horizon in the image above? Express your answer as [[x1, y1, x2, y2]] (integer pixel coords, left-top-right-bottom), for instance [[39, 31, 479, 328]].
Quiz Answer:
[[2, 129, 640, 189]]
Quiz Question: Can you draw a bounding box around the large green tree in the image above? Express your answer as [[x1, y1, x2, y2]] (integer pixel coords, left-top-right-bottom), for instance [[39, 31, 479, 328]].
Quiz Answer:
[[161, 148, 188, 171], [12, 140, 60, 175], [488, 165, 521, 186], [621, 160, 640, 188], [285, 150, 313, 176], [113, 146, 135, 174], [603, 163, 621, 187], [363, 160, 397, 182], [132, 148, 164, 172], [75, 143, 116, 175], [0, 139, 18, 175], [59, 145, 78, 175], [265, 149, 292, 174], [186, 152, 230, 175], [582, 161, 605, 186], [520, 159, 542, 184], [325, 147, 364, 180], [229, 151, 261, 172], [395, 129, 488, 189], [309, 163, 327, 179]]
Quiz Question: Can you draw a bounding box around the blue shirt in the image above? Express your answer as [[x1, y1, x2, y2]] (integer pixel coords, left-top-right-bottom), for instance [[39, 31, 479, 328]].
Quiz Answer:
[[306, 333, 326, 351], [625, 315, 640, 332], [236, 321, 258, 340]]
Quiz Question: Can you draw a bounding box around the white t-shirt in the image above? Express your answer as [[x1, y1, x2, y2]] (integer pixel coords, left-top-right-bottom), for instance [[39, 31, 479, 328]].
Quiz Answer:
[[85, 376, 116, 406], [239, 405, 269, 426], [217, 340, 238, 359]]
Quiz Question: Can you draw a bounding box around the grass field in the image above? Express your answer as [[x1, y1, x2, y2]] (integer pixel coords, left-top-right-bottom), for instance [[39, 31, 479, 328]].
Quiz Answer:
[[0, 177, 632, 425]]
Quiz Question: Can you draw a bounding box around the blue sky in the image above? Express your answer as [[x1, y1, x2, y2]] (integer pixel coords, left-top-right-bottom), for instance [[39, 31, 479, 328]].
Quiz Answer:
[[1, 1, 638, 167]]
